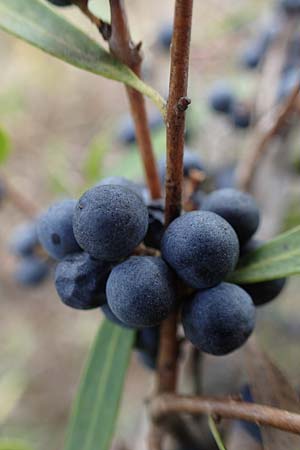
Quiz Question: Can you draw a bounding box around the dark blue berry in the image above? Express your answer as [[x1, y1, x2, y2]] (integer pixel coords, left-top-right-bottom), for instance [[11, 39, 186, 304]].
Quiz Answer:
[[208, 81, 235, 114], [101, 303, 134, 329], [159, 149, 205, 184], [46, 0, 72, 5], [238, 385, 262, 443], [277, 67, 300, 102], [55, 252, 111, 310], [144, 199, 165, 249], [279, 0, 300, 14], [73, 185, 149, 261], [9, 222, 39, 257], [240, 29, 274, 70], [135, 326, 160, 370], [157, 23, 173, 51], [214, 164, 236, 190], [239, 239, 287, 306], [201, 188, 260, 244], [106, 256, 176, 328], [230, 102, 251, 129], [182, 283, 256, 356], [14, 256, 49, 286], [161, 211, 239, 289], [37, 199, 81, 260], [117, 114, 163, 145]]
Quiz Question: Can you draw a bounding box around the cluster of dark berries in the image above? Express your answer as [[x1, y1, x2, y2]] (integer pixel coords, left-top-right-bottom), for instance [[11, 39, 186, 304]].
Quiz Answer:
[[208, 81, 252, 130], [19, 155, 284, 366], [9, 221, 50, 286]]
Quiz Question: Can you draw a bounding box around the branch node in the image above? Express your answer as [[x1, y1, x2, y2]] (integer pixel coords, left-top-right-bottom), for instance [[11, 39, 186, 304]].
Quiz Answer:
[[176, 96, 191, 113]]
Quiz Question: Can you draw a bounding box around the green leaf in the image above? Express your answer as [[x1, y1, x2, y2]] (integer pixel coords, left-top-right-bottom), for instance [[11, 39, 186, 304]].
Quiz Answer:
[[0, 441, 33, 450], [228, 225, 300, 284], [83, 133, 109, 184], [208, 416, 227, 450], [0, 0, 166, 116], [0, 127, 11, 164], [64, 319, 135, 450]]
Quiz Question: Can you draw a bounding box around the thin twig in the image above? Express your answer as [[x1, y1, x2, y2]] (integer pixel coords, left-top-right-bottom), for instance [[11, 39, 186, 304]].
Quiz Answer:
[[150, 394, 300, 435], [156, 0, 193, 397], [108, 0, 161, 200], [237, 82, 300, 191], [3, 177, 39, 217], [72, 0, 111, 39]]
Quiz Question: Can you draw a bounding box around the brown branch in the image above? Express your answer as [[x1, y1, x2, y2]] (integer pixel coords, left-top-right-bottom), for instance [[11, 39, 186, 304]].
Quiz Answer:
[[3, 177, 39, 218], [108, 0, 161, 200], [72, 0, 111, 39], [150, 394, 300, 435], [156, 0, 193, 396], [237, 81, 300, 191]]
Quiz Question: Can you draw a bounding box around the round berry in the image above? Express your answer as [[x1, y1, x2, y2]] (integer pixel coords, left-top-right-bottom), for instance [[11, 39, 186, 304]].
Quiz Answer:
[[55, 252, 111, 310], [144, 199, 165, 249], [161, 211, 239, 289], [135, 326, 160, 371], [14, 256, 49, 287], [37, 199, 81, 260], [239, 239, 287, 306], [46, 0, 72, 6], [106, 256, 176, 328], [10, 222, 39, 257], [101, 303, 134, 329], [201, 188, 260, 244], [208, 81, 235, 114], [73, 185, 149, 261], [182, 283, 256, 356], [157, 23, 173, 51], [230, 102, 251, 129], [159, 149, 205, 184]]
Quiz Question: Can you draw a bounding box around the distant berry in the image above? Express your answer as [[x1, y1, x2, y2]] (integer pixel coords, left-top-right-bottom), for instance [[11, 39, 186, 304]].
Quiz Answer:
[[201, 188, 260, 244], [208, 81, 235, 114], [161, 211, 239, 289], [277, 67, 300, 102], [14, 256, 49, 286], [238, 385, 262, 442], [10, 222, 39, 257], [106, 256, 176, 328], [279, 0, 300, 14], [159, 149, 205, 184], [214, 164, 236, 190], [73, 185, 149, 261], [46, 0, 72, 5], [117, 113, 163, 145], [37, 199, 81, 260], [239, 239, 287, 306], [240, 30, 273, 70], [98, 176, 144, 200], [182, 283, 256, 355], [157, 23, 173, 51], [55, 252, 111, 310], [230, 102, 251, 129]]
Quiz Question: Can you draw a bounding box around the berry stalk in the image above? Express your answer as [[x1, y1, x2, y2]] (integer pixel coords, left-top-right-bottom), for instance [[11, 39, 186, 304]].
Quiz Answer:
[[156, 0, 193, 395], [108, 0, 162, 200]]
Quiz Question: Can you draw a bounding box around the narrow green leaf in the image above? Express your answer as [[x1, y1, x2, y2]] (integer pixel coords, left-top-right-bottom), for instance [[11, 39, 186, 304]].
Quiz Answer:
[[83, 133, 109, 184], [0, 442, 33, 450], [0, 0, 166, 116], [228, 225, 300, 284], [64, 320, 135, 450], [0, 127, 11, 164], [208, 416, 227, 450]]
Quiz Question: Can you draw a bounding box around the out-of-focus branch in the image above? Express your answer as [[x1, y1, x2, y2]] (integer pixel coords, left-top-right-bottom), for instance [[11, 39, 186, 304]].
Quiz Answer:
[[150, 394, 300, 435]]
